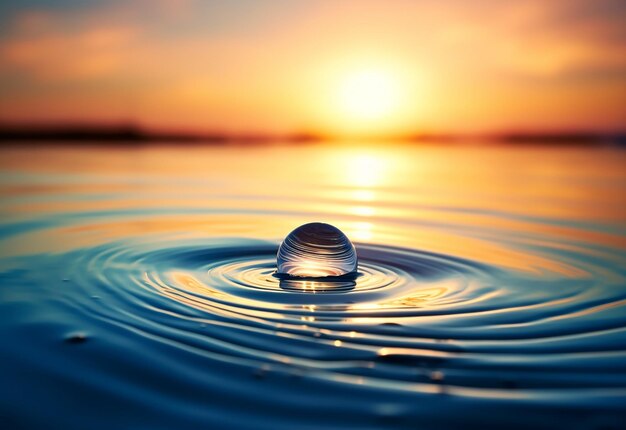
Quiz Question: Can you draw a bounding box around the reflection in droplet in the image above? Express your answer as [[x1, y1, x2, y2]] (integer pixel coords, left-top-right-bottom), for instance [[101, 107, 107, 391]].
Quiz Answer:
[[276, 222, 358, 277], [278, 278, 356, 293]]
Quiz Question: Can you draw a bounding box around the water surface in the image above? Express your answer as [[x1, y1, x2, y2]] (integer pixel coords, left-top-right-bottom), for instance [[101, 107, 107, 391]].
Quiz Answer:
[[0, 143, 625, 429]]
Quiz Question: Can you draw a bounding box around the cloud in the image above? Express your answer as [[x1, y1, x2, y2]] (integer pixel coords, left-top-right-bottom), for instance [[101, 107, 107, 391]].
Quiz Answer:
[[0, 0, 624, 132], [2, 26, 138, 81]]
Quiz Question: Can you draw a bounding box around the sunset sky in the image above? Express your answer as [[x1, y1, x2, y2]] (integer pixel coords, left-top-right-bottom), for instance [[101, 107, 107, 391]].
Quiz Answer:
[[0, 0, 625, 137]]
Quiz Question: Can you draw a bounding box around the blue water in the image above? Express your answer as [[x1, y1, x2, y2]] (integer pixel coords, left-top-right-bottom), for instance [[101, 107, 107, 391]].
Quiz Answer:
[[0, 144, 625, 429]]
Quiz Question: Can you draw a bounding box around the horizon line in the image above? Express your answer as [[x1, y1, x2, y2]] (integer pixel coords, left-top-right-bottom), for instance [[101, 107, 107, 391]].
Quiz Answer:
[[0, 122, 625, 146]]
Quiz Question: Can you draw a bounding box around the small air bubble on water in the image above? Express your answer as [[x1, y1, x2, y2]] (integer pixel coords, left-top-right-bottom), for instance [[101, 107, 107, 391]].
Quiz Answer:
[[64, 332, 88, 344], [276, 222, 357, 277]]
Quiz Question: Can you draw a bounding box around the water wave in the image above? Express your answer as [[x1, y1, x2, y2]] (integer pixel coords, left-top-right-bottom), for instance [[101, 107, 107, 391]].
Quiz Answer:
[[1, 146, 626, 429]]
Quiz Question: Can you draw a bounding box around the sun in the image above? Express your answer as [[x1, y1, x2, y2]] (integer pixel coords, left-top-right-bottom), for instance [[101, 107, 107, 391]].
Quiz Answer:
[[307, 58, 419, 136], [337, 69, 401, 121]]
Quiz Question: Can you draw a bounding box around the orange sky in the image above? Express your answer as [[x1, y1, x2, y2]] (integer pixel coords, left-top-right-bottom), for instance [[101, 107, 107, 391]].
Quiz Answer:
[[0, 0, 625, 137]]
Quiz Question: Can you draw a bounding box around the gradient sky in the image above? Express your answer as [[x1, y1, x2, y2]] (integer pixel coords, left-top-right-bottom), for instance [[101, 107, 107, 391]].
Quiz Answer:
[[0, 0, 625, 136]]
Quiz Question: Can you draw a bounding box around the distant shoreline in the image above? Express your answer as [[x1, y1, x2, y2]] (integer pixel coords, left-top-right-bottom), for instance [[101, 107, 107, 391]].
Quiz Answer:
[[0, 124, 624, 146]]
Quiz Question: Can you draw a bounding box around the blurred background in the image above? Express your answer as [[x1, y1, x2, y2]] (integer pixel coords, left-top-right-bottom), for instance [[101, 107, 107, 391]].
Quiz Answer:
[[0, 0, 624, 142]]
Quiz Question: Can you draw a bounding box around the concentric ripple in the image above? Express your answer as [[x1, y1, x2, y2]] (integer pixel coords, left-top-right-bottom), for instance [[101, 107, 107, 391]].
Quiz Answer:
[[19, 236, 626, 385], [2, 234, 626, 429], [1, 145, 626, 429]]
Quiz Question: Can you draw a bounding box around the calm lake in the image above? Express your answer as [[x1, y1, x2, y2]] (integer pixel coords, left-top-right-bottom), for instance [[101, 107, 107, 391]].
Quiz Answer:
[[1, 143, 625, 429]]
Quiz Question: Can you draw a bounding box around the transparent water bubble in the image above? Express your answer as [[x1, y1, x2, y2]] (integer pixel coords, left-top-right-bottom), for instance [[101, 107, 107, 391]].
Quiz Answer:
[[276, 222, 358, 277]]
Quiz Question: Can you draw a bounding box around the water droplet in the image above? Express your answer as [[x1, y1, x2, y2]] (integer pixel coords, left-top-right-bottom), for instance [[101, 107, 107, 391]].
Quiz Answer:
[[277, 222, 357, 277], [64, 332, 88, 344]]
